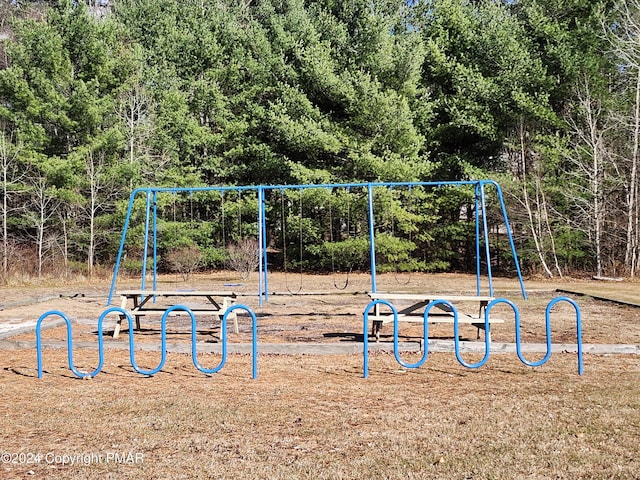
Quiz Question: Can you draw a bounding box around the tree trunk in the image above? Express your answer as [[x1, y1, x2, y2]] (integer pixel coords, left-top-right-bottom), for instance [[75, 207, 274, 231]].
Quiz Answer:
[[516, 118, 554, 277], [1, 134, 8, 281], [625, 68, 640, 276], [87, 152, 96, 278]]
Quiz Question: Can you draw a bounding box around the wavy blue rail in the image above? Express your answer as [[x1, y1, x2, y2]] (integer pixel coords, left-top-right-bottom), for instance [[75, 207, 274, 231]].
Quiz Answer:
[[363, 296, 583, 377], [36, 304, 258, 379], [485, 297, 583, 375]]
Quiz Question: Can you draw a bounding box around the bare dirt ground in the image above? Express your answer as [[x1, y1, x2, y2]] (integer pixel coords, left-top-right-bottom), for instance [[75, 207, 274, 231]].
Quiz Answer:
[[0, 272, 639, 479], [2, 271, 639, 345]]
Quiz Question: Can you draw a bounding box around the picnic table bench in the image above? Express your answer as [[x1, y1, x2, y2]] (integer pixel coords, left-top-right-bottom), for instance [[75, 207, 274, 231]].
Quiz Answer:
[[113, 290, 237, 339], [367, 293, 503, 342]]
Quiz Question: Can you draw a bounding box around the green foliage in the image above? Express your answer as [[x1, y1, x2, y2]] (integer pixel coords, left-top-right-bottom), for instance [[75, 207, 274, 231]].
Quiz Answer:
[[373, 232, 422, 273], [307, 236, 370, 272], [417, 0, 557, 170], [0, 0, 635, 277], [201, 247, 229, 270]]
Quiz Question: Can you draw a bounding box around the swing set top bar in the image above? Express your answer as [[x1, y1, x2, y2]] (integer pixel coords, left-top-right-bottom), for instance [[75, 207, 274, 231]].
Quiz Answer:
[[125, 180, 497, 196], [107, 180, 526, 305]]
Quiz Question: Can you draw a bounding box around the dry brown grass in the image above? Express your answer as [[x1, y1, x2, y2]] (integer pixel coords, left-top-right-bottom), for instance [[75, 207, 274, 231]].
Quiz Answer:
[[1, 351, 638, 479], [0, 273, 639, 479]]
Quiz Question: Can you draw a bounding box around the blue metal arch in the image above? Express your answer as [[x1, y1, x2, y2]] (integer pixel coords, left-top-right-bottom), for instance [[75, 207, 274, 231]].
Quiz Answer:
[[36, 305, 259, 379], [453, 300, 491, 369], [36, 310, 99, 379], [96, 307, 154, 376], [393, 302, 430, 369], [363, 296, 583, 376], [547, 297, 583, 375], [362, 299, 395, 379], [485, 297, 583, 375]]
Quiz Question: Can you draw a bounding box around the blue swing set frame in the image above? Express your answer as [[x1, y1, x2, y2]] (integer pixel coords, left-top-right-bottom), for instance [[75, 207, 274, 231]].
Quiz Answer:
[[107, 179, 527, 305]]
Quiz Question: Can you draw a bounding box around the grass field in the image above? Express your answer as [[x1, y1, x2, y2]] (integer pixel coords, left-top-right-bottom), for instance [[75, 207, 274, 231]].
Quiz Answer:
[[0, 273, 639, 479], [1, 351, 638, 479]]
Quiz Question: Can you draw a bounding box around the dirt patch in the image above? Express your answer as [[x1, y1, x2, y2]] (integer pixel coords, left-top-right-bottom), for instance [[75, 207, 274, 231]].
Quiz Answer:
[[2, 272, 640, 346]]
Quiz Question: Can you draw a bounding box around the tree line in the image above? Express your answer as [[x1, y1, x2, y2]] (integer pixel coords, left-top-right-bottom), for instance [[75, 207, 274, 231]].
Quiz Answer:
[[1, 0, 639, 281]]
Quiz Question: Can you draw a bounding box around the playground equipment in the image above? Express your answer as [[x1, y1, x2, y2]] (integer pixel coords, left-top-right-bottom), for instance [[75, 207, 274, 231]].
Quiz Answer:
[[35, 304, 258, 379], [32, 179, 591, 380], [362, 296, 584, 377], [107, 180, 528, 305], [366, 292, 501, 342], [34, 295, 584, 378]]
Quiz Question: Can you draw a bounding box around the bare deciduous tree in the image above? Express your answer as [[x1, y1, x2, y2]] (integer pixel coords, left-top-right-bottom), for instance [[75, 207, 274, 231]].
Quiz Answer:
[[564, 77, 613, 278], [606, 0, 640, 275], [83, 149, 120, 277], [226, 238, 259, 280], [117, 73, 171, 185], [164, 246, 203, 281], [506, 117, 562, 277], [25, 175, 61, 278], [0, 129, 28, 281]]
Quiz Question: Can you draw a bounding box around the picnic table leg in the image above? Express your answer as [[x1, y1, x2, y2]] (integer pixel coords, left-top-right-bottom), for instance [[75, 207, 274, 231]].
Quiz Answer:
[[113, 295, 129, 339], [372, 320, 382, 342], [474, 324, 491, 342], [371, 301, 383, 342], [222, 297, 238, 334], [113, 316, 122, 339], [477, 300, 490, 340], [112, 314, 140, 339]]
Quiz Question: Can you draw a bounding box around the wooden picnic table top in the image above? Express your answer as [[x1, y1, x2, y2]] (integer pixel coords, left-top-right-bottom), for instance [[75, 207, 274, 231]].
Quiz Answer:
[[112, 290, 238, 339], [367, 292, 494, 302], [117, 290, 237, 297]]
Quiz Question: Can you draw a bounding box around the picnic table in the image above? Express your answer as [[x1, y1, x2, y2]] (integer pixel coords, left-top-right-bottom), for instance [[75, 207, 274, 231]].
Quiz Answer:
[[113, 290, 237, 339], [366, 293, 502, 342]]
